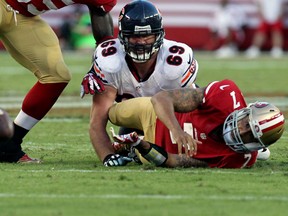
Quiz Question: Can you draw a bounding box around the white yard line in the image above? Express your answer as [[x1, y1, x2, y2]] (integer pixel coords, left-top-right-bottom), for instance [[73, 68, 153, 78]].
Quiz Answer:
[[1, 168, 283, 176], [1, 96, 288, 109], [0, 66, 88, 74], [0, 193, 287, 201], [0, 96, 92, 109]]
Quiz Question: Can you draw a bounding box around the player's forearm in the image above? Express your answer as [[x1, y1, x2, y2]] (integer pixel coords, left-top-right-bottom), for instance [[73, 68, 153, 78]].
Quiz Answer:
[[166, 154, 208, 168], [89, 6, 114, 43], [134, 140, 207, 168], [89, 125, 114, 162], [90, 87, 117, 161], [151, 93, 181, 133], [89, 107, 114, 162]]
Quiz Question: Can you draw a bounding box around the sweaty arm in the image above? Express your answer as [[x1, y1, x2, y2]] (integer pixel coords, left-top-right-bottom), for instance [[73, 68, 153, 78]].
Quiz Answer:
[[151, 87, 205, 156], [90, 85, 117, 162], [88, 5, 114, 43]]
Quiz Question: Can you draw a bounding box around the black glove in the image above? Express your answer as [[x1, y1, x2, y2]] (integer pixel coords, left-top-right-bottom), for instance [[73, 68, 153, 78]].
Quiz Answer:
[[103, 154, 133, 167]]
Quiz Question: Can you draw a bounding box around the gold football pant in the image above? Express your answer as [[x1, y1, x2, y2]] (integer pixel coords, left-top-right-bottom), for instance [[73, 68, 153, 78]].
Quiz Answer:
[[109, 97, 157, 144], [109, 97, 158, 164], [0, 0, 71, 83]]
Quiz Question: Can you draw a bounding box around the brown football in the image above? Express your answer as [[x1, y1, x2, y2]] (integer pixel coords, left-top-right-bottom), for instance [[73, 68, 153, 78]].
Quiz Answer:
[[0, 108, 14, 141]]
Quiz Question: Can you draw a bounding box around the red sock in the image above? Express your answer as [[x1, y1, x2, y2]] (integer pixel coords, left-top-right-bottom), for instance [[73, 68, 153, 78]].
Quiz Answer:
[[22, 82, 68, 120]]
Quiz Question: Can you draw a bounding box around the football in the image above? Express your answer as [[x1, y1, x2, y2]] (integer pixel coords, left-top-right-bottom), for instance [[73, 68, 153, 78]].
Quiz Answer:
[[0, 108, 14, 141]]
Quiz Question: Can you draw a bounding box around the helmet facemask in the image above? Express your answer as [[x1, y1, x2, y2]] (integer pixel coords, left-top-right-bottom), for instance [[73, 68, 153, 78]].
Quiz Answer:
[[223, 102, 285, 153], [223, 108, 261, 153], [119, 31, 164, 63]]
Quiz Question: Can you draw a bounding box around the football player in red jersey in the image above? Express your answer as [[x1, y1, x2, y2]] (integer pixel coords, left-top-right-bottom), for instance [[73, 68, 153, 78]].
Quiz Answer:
[[108, 79, 285, 168], [0, 0, 116, 163]]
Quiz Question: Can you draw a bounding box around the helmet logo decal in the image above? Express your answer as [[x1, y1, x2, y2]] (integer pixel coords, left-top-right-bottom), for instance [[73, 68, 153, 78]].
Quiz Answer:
[[134, 25, 152, 33], [259, 113, 284, 125], [254, 102, 269, 108], [261, 114, 285, 131]]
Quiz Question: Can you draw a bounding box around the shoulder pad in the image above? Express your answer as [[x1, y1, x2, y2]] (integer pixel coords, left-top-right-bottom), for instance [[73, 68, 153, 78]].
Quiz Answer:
[[159, 39, 195, 80], [93, 39, 124, 74]]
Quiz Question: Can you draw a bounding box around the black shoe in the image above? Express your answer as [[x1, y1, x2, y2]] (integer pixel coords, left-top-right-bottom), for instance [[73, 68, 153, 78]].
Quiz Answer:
[[0, 139, 24, 163], [0, 150, 25, 163]]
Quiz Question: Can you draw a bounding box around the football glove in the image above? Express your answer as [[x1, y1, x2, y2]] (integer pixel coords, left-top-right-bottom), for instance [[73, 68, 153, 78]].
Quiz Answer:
[[80, 66, 105, 98], [110, 127, 141, 146], [103, 154, 132, 167]]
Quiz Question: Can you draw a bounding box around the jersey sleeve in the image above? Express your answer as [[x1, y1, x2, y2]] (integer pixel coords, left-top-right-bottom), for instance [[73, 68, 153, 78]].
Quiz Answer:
[[161, 40, 199, 88], [181, 58, 199, 88]]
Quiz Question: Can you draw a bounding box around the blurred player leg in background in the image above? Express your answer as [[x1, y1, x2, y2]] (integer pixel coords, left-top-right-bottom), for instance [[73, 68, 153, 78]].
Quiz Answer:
[[245, 0, 284, 58], [206, 0, 247, 58]]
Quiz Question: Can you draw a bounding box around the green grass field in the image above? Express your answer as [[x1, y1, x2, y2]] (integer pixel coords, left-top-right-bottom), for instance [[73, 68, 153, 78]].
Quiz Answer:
[[0, 51, 288, 216]]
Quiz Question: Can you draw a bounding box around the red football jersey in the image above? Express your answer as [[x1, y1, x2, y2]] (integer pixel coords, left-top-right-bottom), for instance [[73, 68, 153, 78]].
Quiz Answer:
[[155, 79, 258, 168], [6, 0, 116, 16]]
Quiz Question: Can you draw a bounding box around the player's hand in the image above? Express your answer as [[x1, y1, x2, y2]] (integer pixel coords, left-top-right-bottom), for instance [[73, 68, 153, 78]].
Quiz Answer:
[[80, 66, 105, 98], [110, 127, 141, 146], [171, 129, 201, 157], [103, 154, 133, 167]]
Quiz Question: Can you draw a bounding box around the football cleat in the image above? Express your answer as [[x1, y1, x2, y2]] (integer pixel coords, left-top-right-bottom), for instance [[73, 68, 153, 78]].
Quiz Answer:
[[270, 47, 283, 58], [17, 154, 41, 164], [256, 148, 270, 161], [245, 47, 260, 58]]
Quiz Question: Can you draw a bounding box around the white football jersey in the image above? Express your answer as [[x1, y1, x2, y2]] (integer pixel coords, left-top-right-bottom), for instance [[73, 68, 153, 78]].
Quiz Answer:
[[255, 0, 283, 23], [92, 38, 198, 100]]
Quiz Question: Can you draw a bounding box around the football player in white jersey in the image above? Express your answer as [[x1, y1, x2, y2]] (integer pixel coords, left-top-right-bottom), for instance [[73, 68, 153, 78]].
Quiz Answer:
[[80, 0, 199, 166]]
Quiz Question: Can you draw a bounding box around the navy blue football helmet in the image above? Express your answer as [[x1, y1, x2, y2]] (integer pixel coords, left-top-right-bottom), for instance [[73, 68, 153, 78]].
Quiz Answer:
[[118, 0, 165, 62]]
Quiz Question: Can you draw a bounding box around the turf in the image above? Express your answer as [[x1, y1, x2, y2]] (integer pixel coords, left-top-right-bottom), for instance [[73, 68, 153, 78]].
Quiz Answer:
[[0, 51, 287, 216]]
